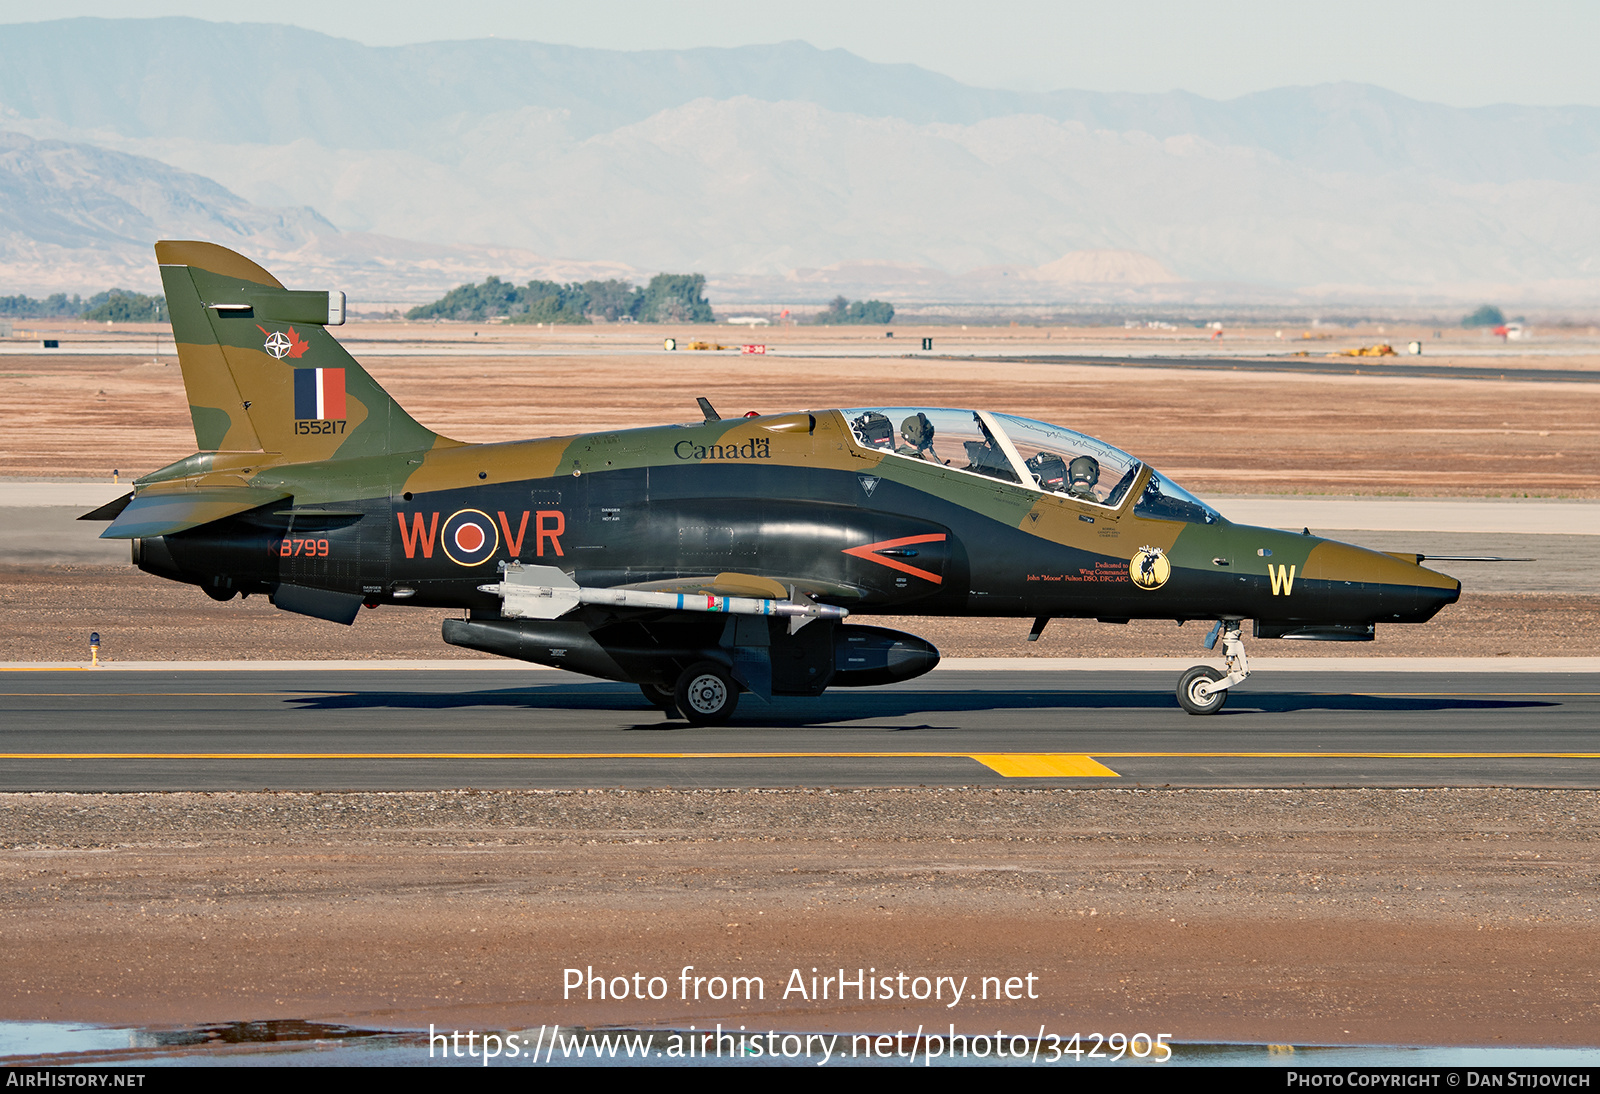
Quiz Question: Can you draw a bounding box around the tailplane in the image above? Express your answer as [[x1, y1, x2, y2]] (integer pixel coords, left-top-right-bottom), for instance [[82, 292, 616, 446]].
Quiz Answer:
[[156, 241, 458, 462]]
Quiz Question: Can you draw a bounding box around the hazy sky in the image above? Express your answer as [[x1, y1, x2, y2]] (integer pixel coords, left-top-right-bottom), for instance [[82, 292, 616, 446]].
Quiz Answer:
[[1, 0, 1597, 108]]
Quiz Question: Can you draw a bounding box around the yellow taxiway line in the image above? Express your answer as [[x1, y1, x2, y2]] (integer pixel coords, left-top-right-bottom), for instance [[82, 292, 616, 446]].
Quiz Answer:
[[1, 750, 1117, 776], [0, 750, 1115, 776], [5, 751, 1600, 777]]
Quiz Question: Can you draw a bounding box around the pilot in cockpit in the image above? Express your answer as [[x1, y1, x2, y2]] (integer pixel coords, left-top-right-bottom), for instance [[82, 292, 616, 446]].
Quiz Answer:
[[1066, 454, 1100, 500], [897, 413, 942, 463]]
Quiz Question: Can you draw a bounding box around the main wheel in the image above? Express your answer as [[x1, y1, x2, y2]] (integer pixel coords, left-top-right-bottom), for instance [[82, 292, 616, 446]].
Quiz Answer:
[[639, 682, 678, 711], [674, 661, 739, 726], [1176, 665, 1228, 715]]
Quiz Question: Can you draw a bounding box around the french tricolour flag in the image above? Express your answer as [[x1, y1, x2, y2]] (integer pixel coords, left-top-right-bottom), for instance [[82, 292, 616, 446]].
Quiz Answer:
[[293, 368, 346, 420]]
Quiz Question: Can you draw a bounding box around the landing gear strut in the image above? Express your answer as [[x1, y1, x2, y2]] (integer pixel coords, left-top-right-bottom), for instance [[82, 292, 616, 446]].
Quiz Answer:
[[1176, 620, 1251, 715]]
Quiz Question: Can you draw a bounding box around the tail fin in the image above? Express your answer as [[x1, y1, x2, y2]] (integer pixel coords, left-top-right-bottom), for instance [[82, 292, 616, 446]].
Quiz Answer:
[[156, 241, 458, 462]]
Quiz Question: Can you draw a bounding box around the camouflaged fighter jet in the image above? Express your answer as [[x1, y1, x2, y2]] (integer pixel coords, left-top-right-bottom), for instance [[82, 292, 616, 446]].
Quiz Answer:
[[81, 242, 1463, 723]]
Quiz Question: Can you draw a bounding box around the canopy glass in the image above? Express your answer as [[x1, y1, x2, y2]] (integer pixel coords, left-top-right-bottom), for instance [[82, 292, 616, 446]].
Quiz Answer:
[[842, 407, 1222, 524]]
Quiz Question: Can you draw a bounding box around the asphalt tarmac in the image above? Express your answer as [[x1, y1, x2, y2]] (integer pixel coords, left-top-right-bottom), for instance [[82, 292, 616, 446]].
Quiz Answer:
[[4, 666, 1597, 791]]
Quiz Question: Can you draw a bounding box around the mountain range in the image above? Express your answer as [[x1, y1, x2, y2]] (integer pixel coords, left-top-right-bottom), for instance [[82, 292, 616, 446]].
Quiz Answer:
[[2, 17, 1598, 305]]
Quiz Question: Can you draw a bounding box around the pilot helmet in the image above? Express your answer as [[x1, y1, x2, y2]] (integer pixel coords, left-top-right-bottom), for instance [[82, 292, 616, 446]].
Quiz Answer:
[[1068, 454, 1100, 489], [900, 412, 934, 448]]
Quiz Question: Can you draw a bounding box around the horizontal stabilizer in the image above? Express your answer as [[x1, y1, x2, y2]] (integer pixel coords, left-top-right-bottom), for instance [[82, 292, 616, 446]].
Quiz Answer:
[[100, 487, 291, 539], [77, 492, 133, 521]]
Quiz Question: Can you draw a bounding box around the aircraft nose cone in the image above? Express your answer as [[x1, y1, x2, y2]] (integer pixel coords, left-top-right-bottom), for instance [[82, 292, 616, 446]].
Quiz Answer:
[[1403, 574, 1461, 621]]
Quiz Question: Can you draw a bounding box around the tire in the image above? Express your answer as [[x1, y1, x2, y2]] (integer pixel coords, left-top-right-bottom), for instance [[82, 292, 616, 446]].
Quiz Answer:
[[639, 682, 678, 711], [1176, 665, 1228, 715], [674, 661, 739, 726]]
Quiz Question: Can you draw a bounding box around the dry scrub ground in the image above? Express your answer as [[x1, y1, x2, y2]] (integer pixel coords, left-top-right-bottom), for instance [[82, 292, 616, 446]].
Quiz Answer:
[[1, 344, 1597, 496], [2, 788, 1596, 1047]]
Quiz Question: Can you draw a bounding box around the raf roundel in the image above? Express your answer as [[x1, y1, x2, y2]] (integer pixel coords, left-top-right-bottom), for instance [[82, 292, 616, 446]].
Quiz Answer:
[[440, 509, 500, 567]]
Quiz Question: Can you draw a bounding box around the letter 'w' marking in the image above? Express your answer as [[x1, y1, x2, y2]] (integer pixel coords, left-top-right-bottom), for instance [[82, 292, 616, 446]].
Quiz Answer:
[[1269, 564, 1297, 596], [397, 511, 439, 559]]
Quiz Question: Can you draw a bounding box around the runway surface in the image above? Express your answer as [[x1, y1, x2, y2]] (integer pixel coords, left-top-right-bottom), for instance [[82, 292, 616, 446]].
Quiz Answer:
[[3, 666, 1598, 791]]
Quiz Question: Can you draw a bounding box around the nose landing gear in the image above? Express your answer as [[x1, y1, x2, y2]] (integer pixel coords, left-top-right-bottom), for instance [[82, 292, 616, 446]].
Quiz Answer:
[[1176, 620, 1251, 715]]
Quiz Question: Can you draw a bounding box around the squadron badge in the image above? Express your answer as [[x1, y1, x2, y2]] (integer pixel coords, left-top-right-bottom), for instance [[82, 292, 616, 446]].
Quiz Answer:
[[1130, 545, 1171, 590]]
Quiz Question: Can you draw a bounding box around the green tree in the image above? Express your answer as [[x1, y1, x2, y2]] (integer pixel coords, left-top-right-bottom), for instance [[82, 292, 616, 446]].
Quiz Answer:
[[408, 273, 710, 323], [812, 296, 894, 325], [639, 274, 712, 323], [406, 276, 525, 321], [0, 292, 84, 318], [1462, 304, 1505, 328], [80, 289, 164, 323], [581, 279, 644, 321], [506, 282, 592, 325]]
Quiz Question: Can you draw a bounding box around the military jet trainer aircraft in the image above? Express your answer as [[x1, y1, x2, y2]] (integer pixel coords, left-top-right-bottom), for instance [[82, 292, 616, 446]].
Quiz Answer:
[[83, 242, 1463, 723]]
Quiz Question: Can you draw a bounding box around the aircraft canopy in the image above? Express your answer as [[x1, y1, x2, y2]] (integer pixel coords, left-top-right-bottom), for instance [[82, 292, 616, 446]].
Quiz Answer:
[[843, 407, 1222, 524]]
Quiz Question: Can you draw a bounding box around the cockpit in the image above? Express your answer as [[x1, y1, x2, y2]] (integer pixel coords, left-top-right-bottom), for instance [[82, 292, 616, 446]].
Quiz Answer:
[[844, 407, 1223, 525]]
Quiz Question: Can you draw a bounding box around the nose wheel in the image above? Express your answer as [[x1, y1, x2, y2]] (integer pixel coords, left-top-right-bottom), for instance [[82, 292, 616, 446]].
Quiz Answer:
[[1176, 620, 1251, 715], [674, 661, 739, 726]]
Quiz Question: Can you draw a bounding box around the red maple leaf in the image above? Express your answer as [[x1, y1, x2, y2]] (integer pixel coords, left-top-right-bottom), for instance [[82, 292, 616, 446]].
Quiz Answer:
[[285, 327, 310, 359]]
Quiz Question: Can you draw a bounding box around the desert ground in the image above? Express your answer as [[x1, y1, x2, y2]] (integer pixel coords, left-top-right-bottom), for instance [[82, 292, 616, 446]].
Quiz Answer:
[[2, 323, 1596, 497], [3, 788, 1596, 1049], [1, 323, 1596, 1054]]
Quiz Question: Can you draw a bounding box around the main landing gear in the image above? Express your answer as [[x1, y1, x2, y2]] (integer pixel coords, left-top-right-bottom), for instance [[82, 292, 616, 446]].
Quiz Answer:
[[1176, 620, 1251, 715], [672, 661, 740, 726], [642, 664, 742, 725]]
